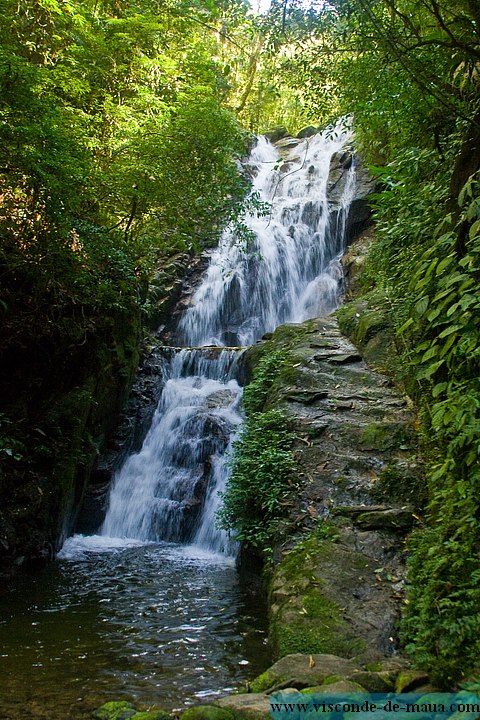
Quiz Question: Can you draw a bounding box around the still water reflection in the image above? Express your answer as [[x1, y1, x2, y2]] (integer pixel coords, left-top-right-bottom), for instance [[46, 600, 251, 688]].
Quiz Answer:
[[0, 538, 269, 720]]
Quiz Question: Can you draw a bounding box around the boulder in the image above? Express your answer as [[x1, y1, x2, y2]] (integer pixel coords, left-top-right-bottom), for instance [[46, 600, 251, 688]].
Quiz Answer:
[[264, 127, 289, 143], [395, 670, 430, 692], [297, 126, 318, 139], [355, 509, 415, 531], [302, 679, 367, 694], [274, 137, 302, 150], [251, 654, 358, 693]]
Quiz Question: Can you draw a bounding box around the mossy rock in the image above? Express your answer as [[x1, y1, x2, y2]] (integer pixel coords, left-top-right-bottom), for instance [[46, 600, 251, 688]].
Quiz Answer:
[[365, 658, 408, 673], [251, 669, 287, 693], [314, 680, 367, 694], [131, 712, 171, 720], [347, 670, 396, 692], [92, 701, 137, 720], [251, 654, 358, 693], [301, 677, 366, 694], [395, 670, 430, 692], [264, 127, 289, 143], [180, 705, 235, 720], [359, 422, 412, 452], [355, 509, 414, 531]]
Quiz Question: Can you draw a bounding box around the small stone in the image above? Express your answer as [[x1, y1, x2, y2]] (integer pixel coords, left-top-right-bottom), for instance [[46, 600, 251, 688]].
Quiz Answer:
[[328, 353, 362, 365]]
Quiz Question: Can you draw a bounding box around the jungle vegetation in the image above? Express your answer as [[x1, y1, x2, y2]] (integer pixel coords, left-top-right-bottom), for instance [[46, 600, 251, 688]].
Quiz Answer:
[[1, 0, 479, 688]]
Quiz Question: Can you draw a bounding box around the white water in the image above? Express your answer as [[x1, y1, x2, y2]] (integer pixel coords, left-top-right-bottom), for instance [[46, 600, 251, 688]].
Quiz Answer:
[[93, 124, 356, 558], [179, 125, 354, 347], [101, 350, 243, 554]]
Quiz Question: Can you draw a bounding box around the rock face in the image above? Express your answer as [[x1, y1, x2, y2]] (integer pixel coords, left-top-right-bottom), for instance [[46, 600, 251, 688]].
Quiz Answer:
[[75, 342, 167, 534], [328, 145, 376, 243], [243, 316, 423, 664]]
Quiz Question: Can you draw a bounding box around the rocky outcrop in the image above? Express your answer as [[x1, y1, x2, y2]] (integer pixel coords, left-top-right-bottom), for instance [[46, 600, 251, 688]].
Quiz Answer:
[[0, 308, 142, 574], [328, 146, 376, 243], [243, 316, 423, 665], [75, 341, 167, 534]]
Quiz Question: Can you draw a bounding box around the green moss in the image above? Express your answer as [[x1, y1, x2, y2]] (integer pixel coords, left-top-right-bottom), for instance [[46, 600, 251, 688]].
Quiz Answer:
[[272, 617, 365, 659], [372, 461, 426, 508], [92, 701, 137, 720], [395, 670, 429, 693], [131, 712, 171, 720], [359, 422, 412, 452], [315, 675, 343, 687], [250, 669, 286, 693], [269, 531, 368, 660], [180, 706, 234, 720]]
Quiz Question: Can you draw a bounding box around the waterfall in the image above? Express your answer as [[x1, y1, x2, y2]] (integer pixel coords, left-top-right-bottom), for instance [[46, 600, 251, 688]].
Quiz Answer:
[[101, 350, 243, 554], [101, 123, 356, 555], [179, 126, 354, 347]]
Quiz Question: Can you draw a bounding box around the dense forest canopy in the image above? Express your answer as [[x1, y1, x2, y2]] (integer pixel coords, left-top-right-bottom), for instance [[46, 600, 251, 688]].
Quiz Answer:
[[1, 0, 480, 688]]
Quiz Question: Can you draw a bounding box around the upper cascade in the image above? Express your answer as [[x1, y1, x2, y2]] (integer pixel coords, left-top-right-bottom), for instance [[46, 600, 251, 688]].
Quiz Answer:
[[179, 123, 356, 348]]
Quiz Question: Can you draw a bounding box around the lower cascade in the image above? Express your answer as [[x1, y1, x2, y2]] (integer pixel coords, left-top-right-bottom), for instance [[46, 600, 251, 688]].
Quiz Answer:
[[100, 123, 356, 556], [101, 349, 242, 554]]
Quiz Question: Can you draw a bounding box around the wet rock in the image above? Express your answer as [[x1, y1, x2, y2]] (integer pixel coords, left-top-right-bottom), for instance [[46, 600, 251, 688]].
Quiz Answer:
[[206, 389, 238, 409], [76, 345, 166, 534], [243, 315, 422, 665], [327, 147, 375, 244], [274, 137, 302, 150]]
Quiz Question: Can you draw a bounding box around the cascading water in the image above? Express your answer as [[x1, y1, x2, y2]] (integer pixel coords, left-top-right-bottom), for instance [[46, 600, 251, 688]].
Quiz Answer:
[[179, 127, 355, 348], [102, 349, 242, 554], [100, 123, 356, 555]]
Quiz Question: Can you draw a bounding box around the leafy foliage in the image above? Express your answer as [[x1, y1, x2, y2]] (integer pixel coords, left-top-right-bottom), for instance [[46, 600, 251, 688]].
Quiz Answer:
[[218, 408, 296, 552], [218, 351, 297, 553], [399, 174, 480, 685]]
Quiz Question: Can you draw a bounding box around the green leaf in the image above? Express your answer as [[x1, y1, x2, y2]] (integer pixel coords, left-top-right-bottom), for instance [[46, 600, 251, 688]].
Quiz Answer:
[[438, 325, 463, 338], [415, 297, 429, 316], [468, 219, 480, 241]]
